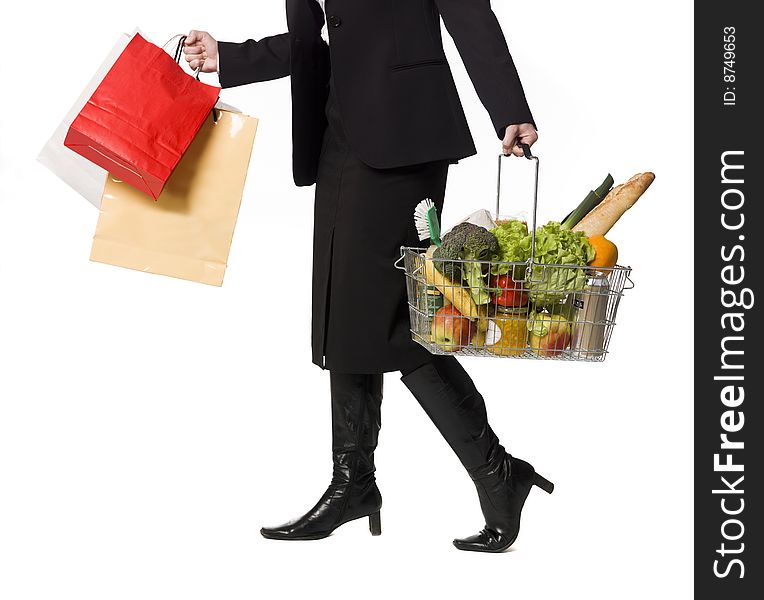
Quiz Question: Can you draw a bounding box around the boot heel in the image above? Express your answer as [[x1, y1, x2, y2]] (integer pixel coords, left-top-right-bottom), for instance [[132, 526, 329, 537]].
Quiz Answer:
[[533, 473, 554, 494], [369, 511, 382, 536]]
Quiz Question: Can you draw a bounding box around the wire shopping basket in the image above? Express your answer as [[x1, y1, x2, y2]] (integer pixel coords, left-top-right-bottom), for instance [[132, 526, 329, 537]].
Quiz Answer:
[[396, 146, 634, 362]]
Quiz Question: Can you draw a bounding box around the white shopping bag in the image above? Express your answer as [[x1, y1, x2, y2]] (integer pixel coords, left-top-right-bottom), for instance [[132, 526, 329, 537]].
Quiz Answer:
[[38, 30, 230, 208], [37, 32, 133, 208]]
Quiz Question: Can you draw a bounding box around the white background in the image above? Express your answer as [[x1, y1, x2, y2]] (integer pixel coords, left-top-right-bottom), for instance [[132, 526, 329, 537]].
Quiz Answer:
[[0, 2, 693, 598]]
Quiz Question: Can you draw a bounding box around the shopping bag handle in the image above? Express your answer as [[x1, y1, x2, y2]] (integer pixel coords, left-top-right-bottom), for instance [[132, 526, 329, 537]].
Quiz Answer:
[[161, 34, 207, 79], [173, 35, 204, 80], [161, 34, 220, 122], [496, 143, 540, 264]]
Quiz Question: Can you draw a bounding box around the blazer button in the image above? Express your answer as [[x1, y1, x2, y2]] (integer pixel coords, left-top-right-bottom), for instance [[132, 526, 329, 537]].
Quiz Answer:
[[328, 15, 342, 27]]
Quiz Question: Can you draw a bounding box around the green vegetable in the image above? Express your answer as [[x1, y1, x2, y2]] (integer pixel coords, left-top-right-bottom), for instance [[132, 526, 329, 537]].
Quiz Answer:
[[432, 217, 594, 308], [522, 221, 595, 306], [560, 174, 614, 230], [433, 222, 499, 305], [489, 220, 530, 275], [432, 230, 464, 282], [462, 262, 492, 304]]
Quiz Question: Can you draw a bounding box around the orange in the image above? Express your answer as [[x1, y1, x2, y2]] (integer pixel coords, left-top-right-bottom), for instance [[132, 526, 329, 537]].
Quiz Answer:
[[588, 235, 618, 268]]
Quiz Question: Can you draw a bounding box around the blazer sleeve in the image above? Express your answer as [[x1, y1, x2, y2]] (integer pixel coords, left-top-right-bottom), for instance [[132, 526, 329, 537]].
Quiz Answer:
[[217, 32, 292, 89], [434, 0, 536, 137]]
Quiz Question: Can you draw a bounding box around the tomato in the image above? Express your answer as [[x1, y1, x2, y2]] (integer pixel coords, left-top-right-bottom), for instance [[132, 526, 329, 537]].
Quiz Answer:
[[490, 274, 529, 307]]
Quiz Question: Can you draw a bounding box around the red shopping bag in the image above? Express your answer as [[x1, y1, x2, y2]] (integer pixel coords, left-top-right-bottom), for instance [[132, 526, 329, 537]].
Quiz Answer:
[[64, 33, 220, 199]]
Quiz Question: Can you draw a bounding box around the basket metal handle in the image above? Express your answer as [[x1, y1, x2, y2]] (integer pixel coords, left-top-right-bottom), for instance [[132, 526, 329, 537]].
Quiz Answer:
[[496, 143, 540, 277]]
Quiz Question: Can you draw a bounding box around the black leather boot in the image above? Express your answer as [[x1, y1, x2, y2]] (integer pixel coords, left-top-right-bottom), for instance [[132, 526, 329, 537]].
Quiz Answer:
[[400, 356, 553, 553], [260, 372, 383, 540]]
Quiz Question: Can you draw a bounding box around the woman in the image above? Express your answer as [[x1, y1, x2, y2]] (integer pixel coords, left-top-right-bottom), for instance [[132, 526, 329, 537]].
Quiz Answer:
[[184, 0, 552, 553]]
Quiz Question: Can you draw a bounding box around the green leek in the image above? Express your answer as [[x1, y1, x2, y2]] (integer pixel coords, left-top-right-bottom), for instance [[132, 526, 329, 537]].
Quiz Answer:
[[560, 174, 614, 230]]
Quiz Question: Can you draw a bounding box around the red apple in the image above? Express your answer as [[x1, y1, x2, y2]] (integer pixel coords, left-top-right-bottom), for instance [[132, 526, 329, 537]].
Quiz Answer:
[[431, 305, 474, 351], [528, 313, 571, 357]]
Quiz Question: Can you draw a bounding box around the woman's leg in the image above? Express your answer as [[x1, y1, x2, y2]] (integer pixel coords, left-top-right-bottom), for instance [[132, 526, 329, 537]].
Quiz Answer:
[[260, 371, 383, 540], [400, 355, 554, 552], [401, 356, 501, 470]]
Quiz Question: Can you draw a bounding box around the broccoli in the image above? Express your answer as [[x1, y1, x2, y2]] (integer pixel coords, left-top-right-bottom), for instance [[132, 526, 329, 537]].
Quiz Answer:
[[432, 223, 468, 281], [433, 222, 499, 305]]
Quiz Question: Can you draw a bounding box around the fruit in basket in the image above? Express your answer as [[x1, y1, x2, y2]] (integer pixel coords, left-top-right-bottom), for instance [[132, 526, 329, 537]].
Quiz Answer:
[[587, 235, 618, 269], [432, 222, 499, 305], [432, 305, 475, 351], [424, 246, 479, 319], [528, 312, 571, 357], [489, 274, 529, 307]]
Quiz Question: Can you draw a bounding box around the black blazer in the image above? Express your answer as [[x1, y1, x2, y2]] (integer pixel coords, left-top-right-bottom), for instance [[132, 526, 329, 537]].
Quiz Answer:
[[218, 0, 536, 186]]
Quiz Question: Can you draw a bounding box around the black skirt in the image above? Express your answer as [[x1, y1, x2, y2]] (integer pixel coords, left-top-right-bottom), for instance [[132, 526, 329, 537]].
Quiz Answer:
[[311, 79, 450, 374]]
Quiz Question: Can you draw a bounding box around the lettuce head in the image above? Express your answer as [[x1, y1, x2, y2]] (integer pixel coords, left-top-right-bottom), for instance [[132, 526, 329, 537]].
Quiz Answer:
[[522, 221, 595, 306]]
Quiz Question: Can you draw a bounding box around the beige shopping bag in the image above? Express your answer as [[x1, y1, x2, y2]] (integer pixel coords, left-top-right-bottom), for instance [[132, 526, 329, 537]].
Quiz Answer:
[[90, 109, 258, 286]]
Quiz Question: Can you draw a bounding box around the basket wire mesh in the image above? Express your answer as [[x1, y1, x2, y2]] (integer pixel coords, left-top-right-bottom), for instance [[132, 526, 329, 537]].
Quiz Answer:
[[400, 249, 632, 361], [397, 147, 634, 362]]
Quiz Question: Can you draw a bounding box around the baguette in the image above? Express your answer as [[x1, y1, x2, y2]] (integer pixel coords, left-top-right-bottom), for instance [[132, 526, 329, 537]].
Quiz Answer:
[[423, 246, 480, 320], [572, 172, 655, 237]]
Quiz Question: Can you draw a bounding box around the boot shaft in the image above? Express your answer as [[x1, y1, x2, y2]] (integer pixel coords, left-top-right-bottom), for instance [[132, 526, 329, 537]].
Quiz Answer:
[[400, 356, 500, 472], [329, 372, 383, 483]]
